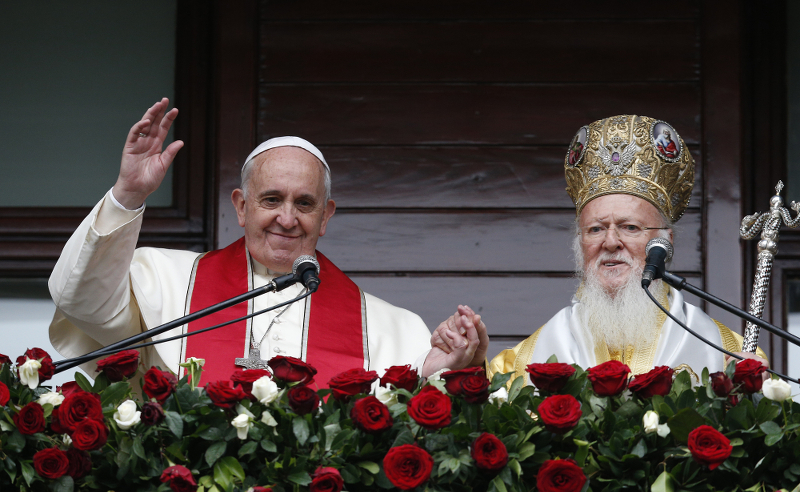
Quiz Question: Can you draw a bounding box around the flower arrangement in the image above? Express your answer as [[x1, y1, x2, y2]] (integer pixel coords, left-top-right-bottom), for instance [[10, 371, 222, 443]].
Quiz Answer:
[[1, 348, 799, 492]]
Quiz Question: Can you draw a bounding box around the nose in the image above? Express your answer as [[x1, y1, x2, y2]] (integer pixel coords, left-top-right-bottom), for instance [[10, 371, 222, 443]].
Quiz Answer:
[[601, 225, 623, 251], [275, 203, 298, 229]]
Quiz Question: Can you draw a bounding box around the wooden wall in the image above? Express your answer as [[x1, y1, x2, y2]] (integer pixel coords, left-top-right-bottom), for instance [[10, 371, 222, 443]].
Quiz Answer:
[[238, 0, 730, 360]]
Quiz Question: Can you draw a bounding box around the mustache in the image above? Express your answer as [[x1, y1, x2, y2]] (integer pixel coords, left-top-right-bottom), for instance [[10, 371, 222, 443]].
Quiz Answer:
[[593, 252, 635, 268]]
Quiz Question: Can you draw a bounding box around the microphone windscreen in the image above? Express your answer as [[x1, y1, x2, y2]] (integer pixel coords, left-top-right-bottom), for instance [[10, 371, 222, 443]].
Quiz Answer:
[[292, 255, 320, 275], [645, 237, 674, 263]]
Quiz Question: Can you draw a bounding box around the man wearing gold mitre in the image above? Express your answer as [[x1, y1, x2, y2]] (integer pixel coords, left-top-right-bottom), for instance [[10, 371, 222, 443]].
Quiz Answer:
[[433, 115, 767, 381]]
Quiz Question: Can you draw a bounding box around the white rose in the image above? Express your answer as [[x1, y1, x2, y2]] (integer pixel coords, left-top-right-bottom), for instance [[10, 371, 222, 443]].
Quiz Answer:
[[656, 423, 671, 438], [261, 410, 278, 427], [113, 400, 141, 430], [490, 387, 508, 405], [763, 378, 792, 402], [374, 385, 398, 406], [19, 358, 41, 390], [643, 410, 659, 434], [427, 368, 450, 382], [62, 434, 72, 446], [187, 357, 205, 367], [38, 391, 65, 407], [252, 376, 279, 405], [232, 413, 252, 439]]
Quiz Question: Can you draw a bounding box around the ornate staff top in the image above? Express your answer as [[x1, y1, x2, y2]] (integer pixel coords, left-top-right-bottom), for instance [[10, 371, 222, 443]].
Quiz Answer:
[[739, 180, 800, 353]]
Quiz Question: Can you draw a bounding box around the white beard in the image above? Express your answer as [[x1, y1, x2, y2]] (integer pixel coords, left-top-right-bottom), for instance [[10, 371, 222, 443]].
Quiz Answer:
[[576, 251, 667, 353]]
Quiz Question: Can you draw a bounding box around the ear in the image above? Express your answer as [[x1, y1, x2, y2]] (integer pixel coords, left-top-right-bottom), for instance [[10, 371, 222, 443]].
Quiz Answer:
[[231, 189, 247, 228], [668, 228, 674, 243], [318, 199, 336, 237]]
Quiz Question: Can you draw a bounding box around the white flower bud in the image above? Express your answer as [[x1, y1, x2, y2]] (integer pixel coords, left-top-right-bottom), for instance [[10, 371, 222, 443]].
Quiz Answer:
[[187, 357, 205, 367], [643, 410, 659, 434], [19, 358, 41, 390], [763, 378, 792, 402], [251, 376, 279, 405], [656, 423, 671, 438], [62, 434, 72, 446], [232, 413, 252, 439], [38, 391, 65, 407], [374, 385, 398, 406], [261, 410, 278, 427], [113, 400, 141, 430], [490, 387, 508, 405]]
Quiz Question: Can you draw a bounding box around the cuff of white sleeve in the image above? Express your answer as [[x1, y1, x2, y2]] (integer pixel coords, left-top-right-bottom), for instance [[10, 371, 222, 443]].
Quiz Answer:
[[108, 188, 144, 212]]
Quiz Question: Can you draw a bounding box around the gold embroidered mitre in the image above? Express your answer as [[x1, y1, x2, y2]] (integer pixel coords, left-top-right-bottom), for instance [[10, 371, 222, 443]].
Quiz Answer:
[[564, 115, 694, 223]]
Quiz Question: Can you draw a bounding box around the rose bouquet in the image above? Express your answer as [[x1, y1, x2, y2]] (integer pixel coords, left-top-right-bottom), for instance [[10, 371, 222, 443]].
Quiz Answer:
[[1, 349, 799, 492]]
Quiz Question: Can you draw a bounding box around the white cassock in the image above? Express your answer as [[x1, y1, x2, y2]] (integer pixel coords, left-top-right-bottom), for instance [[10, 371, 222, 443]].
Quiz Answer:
[[48, 191, 432, 377], [489, 287, 766, 384]]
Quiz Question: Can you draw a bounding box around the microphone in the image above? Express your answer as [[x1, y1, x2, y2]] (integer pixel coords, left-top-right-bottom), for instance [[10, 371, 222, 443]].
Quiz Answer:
[[642, 237, 674, 287], [293, 255, 321, 290]]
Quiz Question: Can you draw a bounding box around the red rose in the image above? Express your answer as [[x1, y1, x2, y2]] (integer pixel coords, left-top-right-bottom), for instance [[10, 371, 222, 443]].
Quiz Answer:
[[628, 366, 674, 398], [66, 448, 92, 479], [160, 465, 198, 492], [383, 444, 434, 490], [310, 466, 344, 492], [471, 433, 508, 471], [710, 371, 734, 397], [587, 360, 630, 397], [733, 358, 767, 394], [141, 401, 166, 426], [250, 488, 273, 492], [0, 381, 9, 406], [14, 402, 46, 435], [328, 368, 379, 400], [536, 459, 586, 492], [205, 380, 248, 409], [50, 406, 67, 434], [381, 365, 419, 392], [268, 356, 317, 384], [16, 348, 55, 382], [95, 349, 140, 382], [441, 367, 485, 396], [526, 363, 575, 393], [59, 391, 103, 432], [33, 448, 69, 479], [230, 369, 271, 399], [58, 382, 81, 398], [0, 353, 11, 365], [537, 394, 582, 434], [71, 418, 108, 451], [407, 385, 452, 430], [351, 396, 393, 433], [143, 367, 178, 402], [688, 425, 732, 470], [287, 385, 320, 415], [461, 374, 490, 403]]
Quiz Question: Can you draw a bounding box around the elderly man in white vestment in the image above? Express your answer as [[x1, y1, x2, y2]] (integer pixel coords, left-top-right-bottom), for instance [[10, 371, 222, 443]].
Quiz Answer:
[[48, 98, 488, 385], [433, 115, 767, 382]]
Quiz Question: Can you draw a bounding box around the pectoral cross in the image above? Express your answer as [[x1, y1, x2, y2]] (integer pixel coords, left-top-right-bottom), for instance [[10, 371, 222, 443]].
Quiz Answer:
[[234, 346, 270, 370]]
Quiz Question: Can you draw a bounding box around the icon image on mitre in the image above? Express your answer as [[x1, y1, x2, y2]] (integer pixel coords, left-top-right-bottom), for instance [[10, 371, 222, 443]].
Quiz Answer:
[[567, 126, 588, 167], [651, 120, 683, 162]]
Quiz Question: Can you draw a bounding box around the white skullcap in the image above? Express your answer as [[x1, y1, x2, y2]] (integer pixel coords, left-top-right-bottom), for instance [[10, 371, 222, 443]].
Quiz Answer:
[[243, 136, 329, 172]]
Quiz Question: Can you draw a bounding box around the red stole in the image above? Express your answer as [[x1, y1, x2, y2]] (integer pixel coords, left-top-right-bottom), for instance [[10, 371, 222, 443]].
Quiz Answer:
[[182, 238, 367, 387]]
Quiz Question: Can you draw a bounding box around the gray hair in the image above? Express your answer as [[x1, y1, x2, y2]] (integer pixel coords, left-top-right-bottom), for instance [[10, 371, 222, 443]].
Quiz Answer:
[[571, 211, 675, 276], [240, 155, 332, 202]]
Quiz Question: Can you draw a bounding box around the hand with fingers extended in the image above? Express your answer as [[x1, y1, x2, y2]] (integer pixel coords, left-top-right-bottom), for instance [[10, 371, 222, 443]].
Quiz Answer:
[[112, 98, 184, 209], [422, 305, 489, 377]]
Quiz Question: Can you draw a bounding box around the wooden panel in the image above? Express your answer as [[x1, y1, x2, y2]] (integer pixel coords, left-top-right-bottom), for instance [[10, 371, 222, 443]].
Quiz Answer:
[[258, 84, 701, 145], [352, 274, 705, 361], [320, 210, 702, 272], [328, 146, 704, 209], [260, 21, 698, 83], [262, 0, 699, 21]]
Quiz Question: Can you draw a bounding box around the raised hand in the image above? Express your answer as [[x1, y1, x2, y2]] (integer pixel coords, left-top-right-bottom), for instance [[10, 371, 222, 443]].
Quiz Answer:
[[112, 98, 184, 209], [422, 305, 489, 377]]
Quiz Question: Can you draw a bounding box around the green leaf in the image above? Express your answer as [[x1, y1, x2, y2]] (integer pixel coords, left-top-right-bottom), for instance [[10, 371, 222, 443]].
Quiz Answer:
[[238, 441, 258, 458], [358, 461, 380, 475], [631, 438, 647, 458], [205, 441, 227, 467], [507, 375, 526, 403], [293, 416, 310, 445], [755, 397, 783, 423], [517, 442, 536, 461], [163, 412, 182, 439], [573, 440, 589, 467], [212, 460, 232, 491], [218, 456, 245, 481], [20, 460, 35, 487], [490, 475, 508, 492], [100, 381, 131, 407], [324, 423, 341, 451], [6, 430, 25, 453], [51, 474, 74, 492], [651, 470, 675, 492], [260, 439, 277, 453], [132, 437, 147, 460], [287, 471, 313, 486], [165, 442, 187, 461], [765, 432, 784, 446], [508, 458, 522, 478], [489, 371, 513, 393], [759, 420, 782, 436], [667, 408, 707, 444], [73, 371, 93, 392], [392, 428, 414, 448]]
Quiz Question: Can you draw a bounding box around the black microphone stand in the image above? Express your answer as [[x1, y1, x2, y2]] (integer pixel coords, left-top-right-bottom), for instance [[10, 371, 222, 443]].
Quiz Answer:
[[53, 273, 300, 374], [659, 270, 800, 349]]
